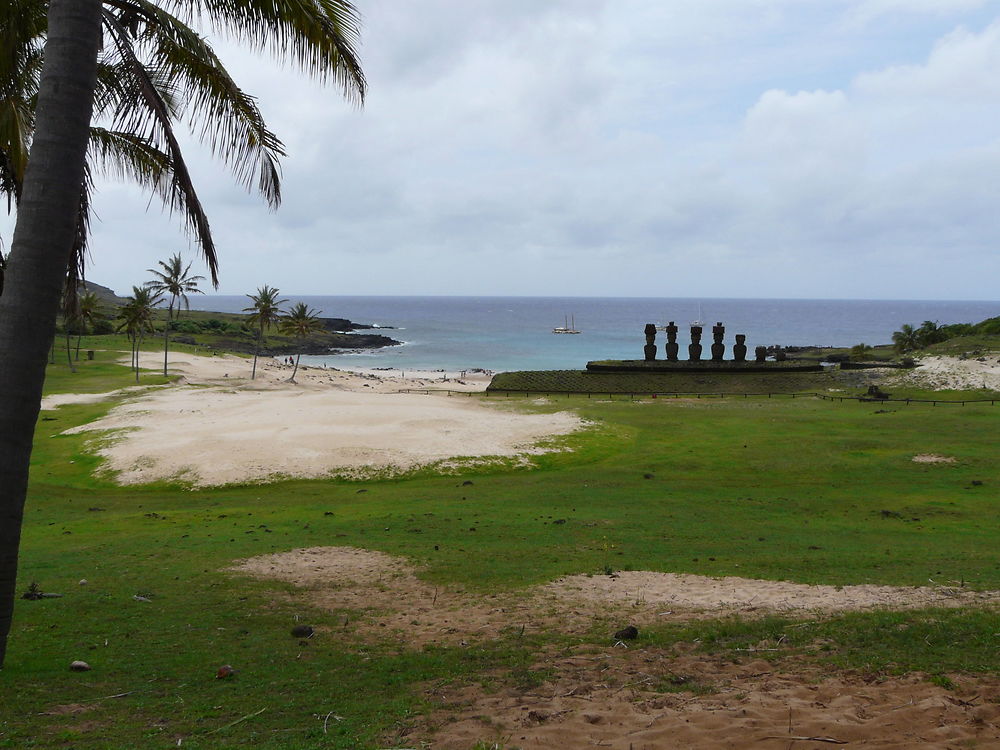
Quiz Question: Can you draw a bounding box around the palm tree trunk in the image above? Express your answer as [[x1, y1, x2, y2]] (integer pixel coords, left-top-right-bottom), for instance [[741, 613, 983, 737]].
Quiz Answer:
[[65, 332, 76, 374], [163, 324, 169, 377], [0, 0, 103, 668], [75, 333, 82, 361], [291, 353, 301, 382], [251, 329, 261, 379]]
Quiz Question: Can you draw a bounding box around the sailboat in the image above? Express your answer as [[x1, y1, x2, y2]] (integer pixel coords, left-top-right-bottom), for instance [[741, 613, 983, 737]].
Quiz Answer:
[[691, 303, 704, 327], [552, 315, 581, 334]]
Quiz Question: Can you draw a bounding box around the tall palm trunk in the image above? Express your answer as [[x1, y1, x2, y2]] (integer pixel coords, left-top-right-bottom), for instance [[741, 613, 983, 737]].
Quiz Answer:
[[136, 334, 143, 383], [291, 353, 301, 382], [0, 0, 103, 668], [65, 331, 76, 374], [251, 328, 262, 379], [163, 324, 170, 377]]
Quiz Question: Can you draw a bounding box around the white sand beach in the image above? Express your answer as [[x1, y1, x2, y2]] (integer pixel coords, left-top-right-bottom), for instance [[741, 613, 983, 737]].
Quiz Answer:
[[55, 351, 582, 486]]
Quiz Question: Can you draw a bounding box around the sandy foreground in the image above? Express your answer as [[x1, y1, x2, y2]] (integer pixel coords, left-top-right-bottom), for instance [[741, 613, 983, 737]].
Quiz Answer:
[[234, 547, 1000, 749], [54, 351, 582, 486]]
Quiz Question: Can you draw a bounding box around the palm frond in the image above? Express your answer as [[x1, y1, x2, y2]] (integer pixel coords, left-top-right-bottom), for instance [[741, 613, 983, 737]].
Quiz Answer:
[[0, 0, 45, 208], [88, 126, 171, 193], [102, 9, 219, 286], [157, 0, 366, 104], [100, 1, 286, 209]]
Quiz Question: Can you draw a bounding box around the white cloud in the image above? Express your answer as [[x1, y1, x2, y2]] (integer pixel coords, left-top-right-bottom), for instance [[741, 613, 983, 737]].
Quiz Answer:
[[6, 1, 1000, 300]]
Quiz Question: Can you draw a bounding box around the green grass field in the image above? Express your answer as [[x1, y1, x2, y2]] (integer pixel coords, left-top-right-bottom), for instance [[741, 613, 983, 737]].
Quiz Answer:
[[2, 353, 999, 748]]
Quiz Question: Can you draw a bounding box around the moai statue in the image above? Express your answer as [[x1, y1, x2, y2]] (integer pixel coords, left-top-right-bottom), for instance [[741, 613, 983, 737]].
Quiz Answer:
[[754, 345, 767, 363], [665, 321, 679, 361], [643, 323, 657, 361], [733, 334, 748, 362], [711, 321, 725, 362], [689, 325, 703, 361], [774, 346, 787, 362]]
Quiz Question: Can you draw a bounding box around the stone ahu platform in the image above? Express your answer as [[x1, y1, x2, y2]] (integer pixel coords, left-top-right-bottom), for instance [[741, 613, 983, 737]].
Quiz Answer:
[[586, 360, 825, 373]]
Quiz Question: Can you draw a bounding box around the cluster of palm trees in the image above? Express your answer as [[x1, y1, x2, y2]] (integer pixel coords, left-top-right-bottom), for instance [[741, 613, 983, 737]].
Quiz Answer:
[[59, 288, 101, 372], [891, 321, 945, 353], [112, 264, 323, 385]]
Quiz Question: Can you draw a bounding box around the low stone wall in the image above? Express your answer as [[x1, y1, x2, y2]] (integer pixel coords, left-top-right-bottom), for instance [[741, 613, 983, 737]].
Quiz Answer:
[[585, 360, 825, 374]]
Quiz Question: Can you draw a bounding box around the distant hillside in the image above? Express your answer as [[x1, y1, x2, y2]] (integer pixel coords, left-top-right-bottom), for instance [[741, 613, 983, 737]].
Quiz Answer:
[[81, 280, 126, 305]]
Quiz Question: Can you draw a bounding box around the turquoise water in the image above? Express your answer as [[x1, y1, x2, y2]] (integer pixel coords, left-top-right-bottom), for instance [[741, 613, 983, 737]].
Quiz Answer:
[[192, 296, 998, 373]]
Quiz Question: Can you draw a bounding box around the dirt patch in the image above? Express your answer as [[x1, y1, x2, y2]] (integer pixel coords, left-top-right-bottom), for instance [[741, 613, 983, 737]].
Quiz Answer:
[[231, 547, 1000, 648], [422, 648, 1000, 749], [912, 454, 958, 464], [233, 547, 1000, 748]]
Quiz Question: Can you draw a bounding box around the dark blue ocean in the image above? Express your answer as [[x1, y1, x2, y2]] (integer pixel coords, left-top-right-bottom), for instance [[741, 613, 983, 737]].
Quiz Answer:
[[192, 296, 998, 373]]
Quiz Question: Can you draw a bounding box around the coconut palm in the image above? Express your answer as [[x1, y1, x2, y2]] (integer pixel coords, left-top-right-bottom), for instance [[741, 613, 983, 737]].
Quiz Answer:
[[0, 5, 99, 669], [146, 254, 204, 376], [75, 289, 101, 360], [0, 0, 366, 667], [891, 324, 918, 354], [916, 320, 944, 349], [278, 302, 323, 383], [243, 285, 286, 380], [116, 285, 162, 381], [60, 291, 79, 373]]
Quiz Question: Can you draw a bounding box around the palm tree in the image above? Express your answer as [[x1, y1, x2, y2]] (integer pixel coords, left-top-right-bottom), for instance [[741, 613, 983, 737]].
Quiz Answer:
[[916, 320, 943, 349], [0, 0, 103, 669], [0, 0, 365, 667], [116, 285, 162, 381], [278, 302, 323, 383], [146, 254, 204, 377], [243, 285, 286, 380], [75, 290, 101, 360], [60, 291, 79, 373], [892, 324, 918, 354]]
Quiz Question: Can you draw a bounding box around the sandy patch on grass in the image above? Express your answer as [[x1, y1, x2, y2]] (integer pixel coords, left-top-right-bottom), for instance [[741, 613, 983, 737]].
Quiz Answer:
[[895, 354, 1000, 391], [912, 453, 958, 464], [234, 546, 1000, 749], [232, 546, 1000, 648], [65, 386, 581, 486]]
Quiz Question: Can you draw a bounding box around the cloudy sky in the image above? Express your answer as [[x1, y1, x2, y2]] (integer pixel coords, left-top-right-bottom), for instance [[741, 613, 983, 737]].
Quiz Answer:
[[11, 0, 1000, 299]]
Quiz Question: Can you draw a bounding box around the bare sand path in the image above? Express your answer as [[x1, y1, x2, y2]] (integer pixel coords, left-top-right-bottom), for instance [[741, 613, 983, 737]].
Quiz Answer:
[[233, 546, 1000, 749], [60, 351, 581, 486]]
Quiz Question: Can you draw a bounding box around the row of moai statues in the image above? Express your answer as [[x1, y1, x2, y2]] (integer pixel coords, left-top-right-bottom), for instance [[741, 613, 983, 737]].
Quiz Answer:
[[643, 322, 783, 362]]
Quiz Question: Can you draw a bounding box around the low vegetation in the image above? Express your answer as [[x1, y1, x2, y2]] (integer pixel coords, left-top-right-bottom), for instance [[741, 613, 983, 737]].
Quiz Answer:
[[1, 351, 998, 747], [892, 317, 1000, 354]]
